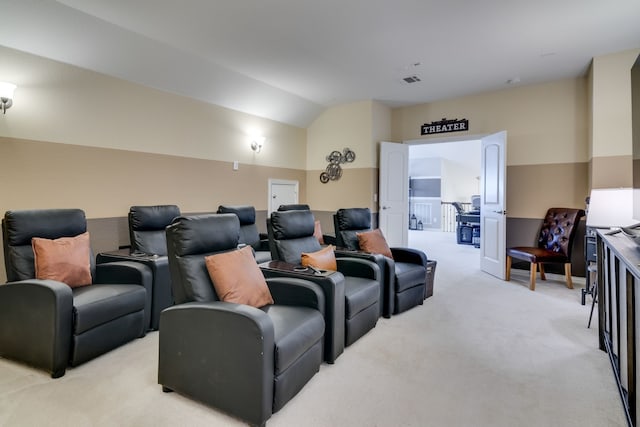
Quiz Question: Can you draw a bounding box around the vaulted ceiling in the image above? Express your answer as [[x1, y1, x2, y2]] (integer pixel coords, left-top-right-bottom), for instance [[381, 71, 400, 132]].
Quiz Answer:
[[2, 0, 640, 127]]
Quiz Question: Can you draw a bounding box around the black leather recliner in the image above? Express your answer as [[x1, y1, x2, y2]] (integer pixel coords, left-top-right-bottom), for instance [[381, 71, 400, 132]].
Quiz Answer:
[[216, 205, 271, 263], [0, 209, 151, 378], [159, 213, 325, 427], [97, 204, 180, 330], [267, 209, 381, 347], [129, 205, 181, 256], [334, 208, 429, 316]]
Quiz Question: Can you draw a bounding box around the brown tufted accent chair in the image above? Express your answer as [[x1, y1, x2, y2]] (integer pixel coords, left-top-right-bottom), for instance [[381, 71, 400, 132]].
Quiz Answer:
[[506, 207, 585, 291]]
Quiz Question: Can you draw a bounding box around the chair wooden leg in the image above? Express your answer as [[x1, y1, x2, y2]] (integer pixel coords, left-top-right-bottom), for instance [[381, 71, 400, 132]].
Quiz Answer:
[[539, 263, 546, 280], [506, 256, 511, 281], [529, 262, 537, 291], [565, 263, 574, 289]]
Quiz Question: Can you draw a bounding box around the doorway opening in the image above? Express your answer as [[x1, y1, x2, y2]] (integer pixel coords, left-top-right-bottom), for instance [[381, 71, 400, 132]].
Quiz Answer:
[[407, 138, 481, 234], [381, 132, 507, 279]]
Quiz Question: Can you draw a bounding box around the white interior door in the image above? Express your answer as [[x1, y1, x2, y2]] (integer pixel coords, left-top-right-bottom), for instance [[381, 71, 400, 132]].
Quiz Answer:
[[379, 142, 409, 247], [268, 179, 298, 214], [480, 131, 507, 279]]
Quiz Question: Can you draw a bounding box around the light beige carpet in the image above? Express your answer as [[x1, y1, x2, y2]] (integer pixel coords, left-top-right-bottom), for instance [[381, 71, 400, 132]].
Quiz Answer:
[[0, 231, 626, 426]]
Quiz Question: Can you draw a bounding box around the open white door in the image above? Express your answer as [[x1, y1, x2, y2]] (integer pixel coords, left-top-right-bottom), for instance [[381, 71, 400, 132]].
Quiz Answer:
[[480, 131, 507, 279], [379, 142, 409, 247]]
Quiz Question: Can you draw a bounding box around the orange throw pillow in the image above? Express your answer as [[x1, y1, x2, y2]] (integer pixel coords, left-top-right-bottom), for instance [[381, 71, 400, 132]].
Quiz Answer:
[[32, 232, 92, 287], [313, 220, 325, 245], [205, 245, 274, 308], [357, 229, 393, 259], [301, 245, 337, 271]]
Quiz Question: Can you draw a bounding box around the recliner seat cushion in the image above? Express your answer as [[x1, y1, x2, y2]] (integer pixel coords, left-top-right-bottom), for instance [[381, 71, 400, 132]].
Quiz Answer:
[[73, 284, 147, 334], [394, 262, 427, 293], [506, 247, 569, 263], [264, 305, 324, 375], [344, 277, 380, 319]]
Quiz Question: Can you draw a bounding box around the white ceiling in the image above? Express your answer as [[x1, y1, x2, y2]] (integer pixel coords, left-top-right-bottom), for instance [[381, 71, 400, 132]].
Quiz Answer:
[[2, 0, 640, 128]]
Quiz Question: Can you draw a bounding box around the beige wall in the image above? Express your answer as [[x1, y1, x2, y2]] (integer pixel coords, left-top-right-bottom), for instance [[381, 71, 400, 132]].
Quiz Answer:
[[306, 100, 390, 212], [0, 45, 306, 171], [0, 137, 305, 217], [392, 78, 590, 218], [589, 48, 640, 188], [393, 78, 589, 166], [1, 42, 639, 279]]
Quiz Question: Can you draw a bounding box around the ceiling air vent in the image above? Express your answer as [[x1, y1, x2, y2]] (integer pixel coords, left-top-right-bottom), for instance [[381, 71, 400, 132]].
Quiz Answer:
[[402, 75, 421, 84]]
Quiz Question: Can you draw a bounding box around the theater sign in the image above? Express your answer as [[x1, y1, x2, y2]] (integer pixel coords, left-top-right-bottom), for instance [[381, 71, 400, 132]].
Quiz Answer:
[[420, 118, 469, 135]]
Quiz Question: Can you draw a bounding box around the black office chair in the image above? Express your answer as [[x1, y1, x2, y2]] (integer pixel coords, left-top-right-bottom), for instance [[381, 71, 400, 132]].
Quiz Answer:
[[159, 213, 325, 426]]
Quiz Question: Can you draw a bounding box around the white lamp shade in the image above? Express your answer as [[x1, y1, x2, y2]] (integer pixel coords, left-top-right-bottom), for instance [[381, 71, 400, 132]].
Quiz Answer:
[[586, 188, 636, 228], [0, 82, 16, 99]]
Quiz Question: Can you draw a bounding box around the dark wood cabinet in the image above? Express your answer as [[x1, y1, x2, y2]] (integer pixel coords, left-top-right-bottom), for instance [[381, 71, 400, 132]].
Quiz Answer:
[[598, 231, 639, 426]]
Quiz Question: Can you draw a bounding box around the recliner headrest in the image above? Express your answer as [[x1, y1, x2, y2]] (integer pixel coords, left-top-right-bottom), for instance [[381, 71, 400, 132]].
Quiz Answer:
[[270, 210, 315, 240], [3, 209, 87, 246], [336, 208, 371, 231], [166, 214, 240, 257], [277, 204, 311, 211], [129, 205, 181, 231], [216, 205, 255, 225]]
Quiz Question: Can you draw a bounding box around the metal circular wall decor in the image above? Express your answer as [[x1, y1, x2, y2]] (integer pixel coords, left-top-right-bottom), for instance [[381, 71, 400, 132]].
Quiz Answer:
[[320, 147, 355, 183]]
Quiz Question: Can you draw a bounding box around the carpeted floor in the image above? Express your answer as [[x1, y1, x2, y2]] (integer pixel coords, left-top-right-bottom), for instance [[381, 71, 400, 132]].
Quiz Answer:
[[0, 231, 626, 426]]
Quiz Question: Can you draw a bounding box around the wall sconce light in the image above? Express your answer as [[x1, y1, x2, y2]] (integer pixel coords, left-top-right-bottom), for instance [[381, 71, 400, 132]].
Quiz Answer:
[[0, 82, 17, 114], [251, 136, 266, 153]]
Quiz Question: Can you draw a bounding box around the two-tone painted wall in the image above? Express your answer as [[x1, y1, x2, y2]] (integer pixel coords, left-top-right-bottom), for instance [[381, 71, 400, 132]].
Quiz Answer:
[[1, 42, 638, 282]]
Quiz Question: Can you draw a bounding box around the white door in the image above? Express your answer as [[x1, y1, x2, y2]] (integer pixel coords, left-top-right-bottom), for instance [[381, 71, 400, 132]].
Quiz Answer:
[[379, 142, 409, 247], [268, 179, 298, 214], [480, 131, 507, 279]]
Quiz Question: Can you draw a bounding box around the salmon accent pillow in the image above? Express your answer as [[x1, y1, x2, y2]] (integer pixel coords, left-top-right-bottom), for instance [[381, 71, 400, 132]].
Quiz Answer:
[[32, 232, 92, 287], [357, 229, 394, 259], [205, 245, 274, 308], [301, 245, 337, 271], [313, 220, 325, 245]]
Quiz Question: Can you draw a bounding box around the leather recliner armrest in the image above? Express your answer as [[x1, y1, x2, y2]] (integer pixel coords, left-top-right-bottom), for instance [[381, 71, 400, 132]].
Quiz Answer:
[[265, 277, 325, 316], [158, 301, 275, 426], [336, 257, 380, 281], [95, 261, 153, 335], [0, 279, 73, 378], [334, 249, 394, 318], [390, 247, 428, 266]]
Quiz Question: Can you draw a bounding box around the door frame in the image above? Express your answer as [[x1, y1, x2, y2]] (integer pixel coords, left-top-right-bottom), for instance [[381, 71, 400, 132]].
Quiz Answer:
[[267, 179, 299, 214], [403, 132, 508, 271]]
